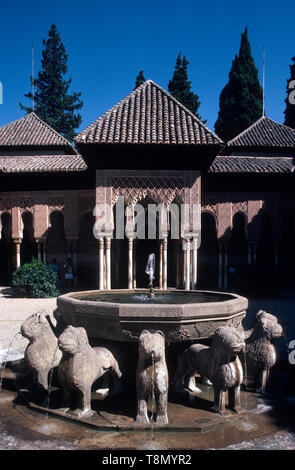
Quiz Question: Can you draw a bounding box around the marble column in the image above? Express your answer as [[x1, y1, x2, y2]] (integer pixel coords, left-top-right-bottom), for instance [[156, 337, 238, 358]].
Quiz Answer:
[[163, 238, 168, 290], [185, 239, 191, 291], [42, 241, 47, 264], [99, 237, 104, 290], [192, 237, 198, 290], [105, 237, 111, 290], [37, 241, 42, 261], [128, 238, 133, 290], [14, 239, 21, 270], [159, 241, 163, 289]]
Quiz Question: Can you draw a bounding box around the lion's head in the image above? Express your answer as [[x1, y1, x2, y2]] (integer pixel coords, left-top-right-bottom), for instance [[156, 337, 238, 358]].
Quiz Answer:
[[21, 312, 52, 341], [211, 326, 245, 361], [58, 325, 89, 355], [138, 329, 165, 361], [255, 312, 283, 341]]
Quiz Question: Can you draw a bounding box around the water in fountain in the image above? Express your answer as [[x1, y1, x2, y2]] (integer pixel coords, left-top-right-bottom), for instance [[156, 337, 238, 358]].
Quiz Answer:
[[45, 345, 60, 422], [0, 332, 22, 392], [145, 253, 155, 288]]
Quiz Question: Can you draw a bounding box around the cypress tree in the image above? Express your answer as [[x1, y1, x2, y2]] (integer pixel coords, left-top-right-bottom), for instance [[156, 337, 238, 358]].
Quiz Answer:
[[214, 27, 263, 141], [168, 53, 203, 120], [134, 70, 146, 89], [284, 57, 295, 129], [20, 24, 83, 142]]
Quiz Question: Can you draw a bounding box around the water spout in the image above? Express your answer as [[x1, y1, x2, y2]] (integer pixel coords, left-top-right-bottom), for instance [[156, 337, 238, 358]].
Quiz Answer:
[[145, 253, 155, 289]]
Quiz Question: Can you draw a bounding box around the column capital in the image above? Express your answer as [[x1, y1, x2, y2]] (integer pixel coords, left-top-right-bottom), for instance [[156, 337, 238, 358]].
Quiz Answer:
[[13, 238, 22, 244]]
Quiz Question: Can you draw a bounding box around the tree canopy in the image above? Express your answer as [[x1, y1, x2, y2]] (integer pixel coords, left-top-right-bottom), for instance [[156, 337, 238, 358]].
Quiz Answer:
[[214, 27, 263, 142], [134, 70, 146, 89], [168, 53, 203, 120], [20, 24, 83, 142]]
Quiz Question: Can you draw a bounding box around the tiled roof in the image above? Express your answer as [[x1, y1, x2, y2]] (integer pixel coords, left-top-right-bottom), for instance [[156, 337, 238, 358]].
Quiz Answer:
[[209, 155, 295, 174], [227, 116, 295, 148], [0, 155, 86, 173], [75, 80, 223, 146], [0, 112, 76, 150]]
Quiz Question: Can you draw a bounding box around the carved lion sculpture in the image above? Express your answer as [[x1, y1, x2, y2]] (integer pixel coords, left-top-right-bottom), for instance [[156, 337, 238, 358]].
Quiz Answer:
[[21, 312, 62, 390], [58, 325, 122, 418], [136, 329, 169, 425], [241, 310, 283, 393], [174, 325, 245, 415]]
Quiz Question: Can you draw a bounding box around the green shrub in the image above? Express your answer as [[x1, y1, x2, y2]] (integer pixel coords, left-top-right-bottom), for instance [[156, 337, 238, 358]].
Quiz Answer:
[[12, 258, 60, 298]]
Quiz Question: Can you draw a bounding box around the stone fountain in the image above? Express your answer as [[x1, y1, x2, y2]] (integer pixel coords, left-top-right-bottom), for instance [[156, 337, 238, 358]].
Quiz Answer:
[[0, 254, 288, 450]]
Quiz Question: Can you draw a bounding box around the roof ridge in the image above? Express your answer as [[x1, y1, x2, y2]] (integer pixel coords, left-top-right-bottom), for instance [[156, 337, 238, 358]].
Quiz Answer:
[[75, 80, 223, 144], [227, 116, 265, 145], [0, 112, 77, 152], [28, 112, 77, 151]]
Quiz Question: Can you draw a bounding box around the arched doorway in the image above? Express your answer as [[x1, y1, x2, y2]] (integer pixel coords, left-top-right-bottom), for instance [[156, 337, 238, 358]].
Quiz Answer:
[[20, 211, 37, 265], [77, 212, 98, 289], [134, 198, 160, 289], [47, 211, 67, 286], [0, 212, 12, 284], [228, 212, 248, 290], [198, 212, 219, 288]]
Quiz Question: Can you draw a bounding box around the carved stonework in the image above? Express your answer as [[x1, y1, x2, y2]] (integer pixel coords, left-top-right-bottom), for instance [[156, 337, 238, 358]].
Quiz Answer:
[[232, 201, 248, 218], [111, 174, 185, 205], [48, 197, 64, 212], [0, 198, 12, 212], [20, 197, 34, 213]]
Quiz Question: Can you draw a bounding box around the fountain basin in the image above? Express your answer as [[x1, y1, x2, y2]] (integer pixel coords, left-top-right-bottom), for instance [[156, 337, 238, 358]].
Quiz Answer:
[[57, 289, 248, 342]]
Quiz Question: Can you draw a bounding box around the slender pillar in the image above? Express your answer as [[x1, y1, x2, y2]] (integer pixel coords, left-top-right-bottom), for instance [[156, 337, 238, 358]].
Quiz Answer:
[[128, 238, 133, 289], [159, 241, 163, 289], [42, 242, 47, 264], [183, 243, 187, 288], [163, 238, 168, 290], [105, 237, 111, 290], [133, 241, 136, 289], [37, 242, 42, 261], [185, 239, 191, 291], [99, 237, 104, 290], [192, 237, 198, 290], [14, 239, 21, 269], [176, 242, 180, 289]]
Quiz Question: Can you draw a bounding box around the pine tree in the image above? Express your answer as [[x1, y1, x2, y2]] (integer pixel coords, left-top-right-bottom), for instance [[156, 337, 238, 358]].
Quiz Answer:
[[168, 53, 203, 120], [284, 57, 295, 129], [20, 24, 83, 142], [214, 27, 263, 142], [134, 70, 146, 89]]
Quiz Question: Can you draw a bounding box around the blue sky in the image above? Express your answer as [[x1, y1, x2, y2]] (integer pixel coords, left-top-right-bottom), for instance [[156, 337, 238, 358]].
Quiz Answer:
[[0, 0, 294, 136]]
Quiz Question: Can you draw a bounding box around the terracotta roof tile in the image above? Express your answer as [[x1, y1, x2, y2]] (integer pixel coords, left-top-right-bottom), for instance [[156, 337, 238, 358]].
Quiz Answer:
[[0, 112, 76, 150], [209, 155, 295, 174], [0, 154, 86, 173], [75, 80, 223, 146], [228, 116, 295, 148]]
